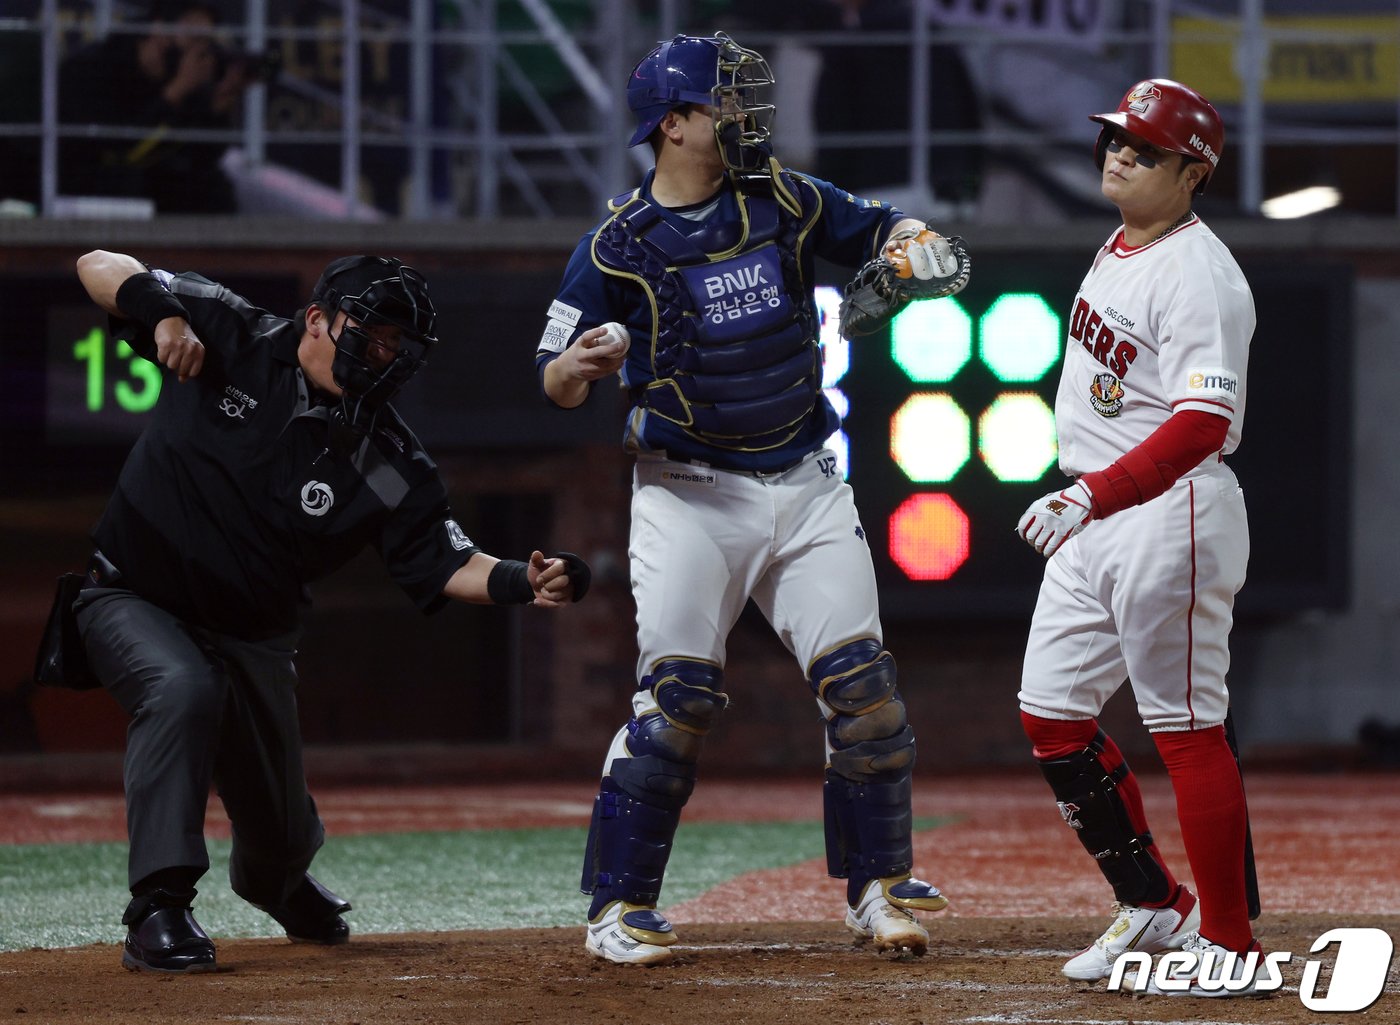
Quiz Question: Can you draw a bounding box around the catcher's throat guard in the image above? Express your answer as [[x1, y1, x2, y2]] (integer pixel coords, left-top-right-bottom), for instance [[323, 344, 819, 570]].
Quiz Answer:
[[838, 234, 971, 340]]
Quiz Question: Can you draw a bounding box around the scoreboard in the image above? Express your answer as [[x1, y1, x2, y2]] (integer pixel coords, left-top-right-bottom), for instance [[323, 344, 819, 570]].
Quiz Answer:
[[3, 255, 1351, 620]]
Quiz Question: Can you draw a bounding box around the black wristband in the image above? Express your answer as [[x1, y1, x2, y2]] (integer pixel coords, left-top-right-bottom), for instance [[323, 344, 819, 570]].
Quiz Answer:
[[486, 559, 535, 605], [115, 272, 187, 332]]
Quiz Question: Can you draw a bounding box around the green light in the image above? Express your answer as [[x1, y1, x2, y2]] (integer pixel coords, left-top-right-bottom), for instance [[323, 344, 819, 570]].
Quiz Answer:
[[979, 392, 1058, 482], [891, 298, 972, 383], [979, 292, 1061, 382], [890, 394, 969, 483]]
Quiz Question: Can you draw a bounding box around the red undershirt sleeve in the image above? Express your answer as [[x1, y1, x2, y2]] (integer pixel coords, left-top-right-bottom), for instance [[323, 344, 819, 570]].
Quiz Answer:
[[1079, 410, 1231, 519]]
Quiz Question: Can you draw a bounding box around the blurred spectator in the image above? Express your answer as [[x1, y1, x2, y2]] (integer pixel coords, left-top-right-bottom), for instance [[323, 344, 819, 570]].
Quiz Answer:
[[0, 26, 42, 210], [813, 0, 984, 208], [58, 1, 260, 214]]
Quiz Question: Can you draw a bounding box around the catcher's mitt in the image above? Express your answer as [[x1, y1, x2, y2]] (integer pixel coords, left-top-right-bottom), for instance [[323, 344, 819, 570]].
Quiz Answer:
[[838, 232, 971, 339]]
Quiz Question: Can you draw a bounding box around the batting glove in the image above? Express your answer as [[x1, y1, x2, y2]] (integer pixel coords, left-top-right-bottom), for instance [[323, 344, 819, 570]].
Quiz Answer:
[[1017, 480, 1095, 557]]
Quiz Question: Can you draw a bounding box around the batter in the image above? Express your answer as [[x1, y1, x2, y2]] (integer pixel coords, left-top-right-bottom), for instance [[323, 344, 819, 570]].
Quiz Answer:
[[1015, 79, 1260, 997]]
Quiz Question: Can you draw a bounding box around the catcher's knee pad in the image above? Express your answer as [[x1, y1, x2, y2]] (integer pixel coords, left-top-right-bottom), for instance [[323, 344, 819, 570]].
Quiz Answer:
[[810, 640, 914, 781], [812, 640, 918, 898], [631, 658, 728, 764], [1036, 729, 1170, 906]]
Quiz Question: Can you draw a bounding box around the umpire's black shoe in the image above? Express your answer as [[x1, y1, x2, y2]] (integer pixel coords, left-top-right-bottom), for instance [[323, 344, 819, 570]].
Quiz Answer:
[[121, 888, 217, 973], [259, 873, 352, 945]]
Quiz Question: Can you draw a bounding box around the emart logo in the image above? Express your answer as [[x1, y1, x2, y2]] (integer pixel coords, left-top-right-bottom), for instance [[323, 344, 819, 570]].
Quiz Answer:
[[1107, 927, 1393, 1010]]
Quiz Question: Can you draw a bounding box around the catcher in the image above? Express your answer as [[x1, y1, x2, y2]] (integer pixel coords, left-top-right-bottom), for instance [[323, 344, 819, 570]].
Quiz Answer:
[[534, 31, 968, 965]]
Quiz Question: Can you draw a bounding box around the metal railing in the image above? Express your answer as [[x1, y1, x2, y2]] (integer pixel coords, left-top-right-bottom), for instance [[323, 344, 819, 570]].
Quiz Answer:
[[2, 0, 1397, 220]]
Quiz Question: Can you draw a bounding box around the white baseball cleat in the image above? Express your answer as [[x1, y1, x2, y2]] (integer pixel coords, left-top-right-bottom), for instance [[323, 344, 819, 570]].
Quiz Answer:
[[585, 900, 676, 966], [845, 877, 946, 956], [1063, 885, 1200, 980], [1144, 931, 1270, 997]]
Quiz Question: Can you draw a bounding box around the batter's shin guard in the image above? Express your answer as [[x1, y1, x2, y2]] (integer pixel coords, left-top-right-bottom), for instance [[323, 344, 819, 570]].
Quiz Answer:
[[580, 758, 694, 920], [823, 769, 915, 905], [1036, 731, 1172, 906]]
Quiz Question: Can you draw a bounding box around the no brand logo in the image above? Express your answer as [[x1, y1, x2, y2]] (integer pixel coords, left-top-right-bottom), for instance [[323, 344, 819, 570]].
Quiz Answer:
[[300, 480, 334, 516]]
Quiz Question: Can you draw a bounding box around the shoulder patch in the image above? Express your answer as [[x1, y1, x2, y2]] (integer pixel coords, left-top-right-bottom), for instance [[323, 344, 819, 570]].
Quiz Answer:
[[547, 300, 582, 327], [538, 319, 573, 353], [1185, 366, 1240, 402]]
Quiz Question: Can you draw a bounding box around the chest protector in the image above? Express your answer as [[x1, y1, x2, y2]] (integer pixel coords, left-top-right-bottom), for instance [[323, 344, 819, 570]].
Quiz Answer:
[[591, 171, 821, 453]]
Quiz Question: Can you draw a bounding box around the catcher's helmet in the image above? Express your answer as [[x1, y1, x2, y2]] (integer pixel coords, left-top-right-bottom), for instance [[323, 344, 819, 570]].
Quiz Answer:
[[626, 32, 775, 173], [312, 255, 437, 414], [1090, 79, 1223, 192]]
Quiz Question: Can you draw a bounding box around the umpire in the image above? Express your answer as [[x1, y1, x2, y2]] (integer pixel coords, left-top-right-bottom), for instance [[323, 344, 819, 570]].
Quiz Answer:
[[72, 250, 586, 973]]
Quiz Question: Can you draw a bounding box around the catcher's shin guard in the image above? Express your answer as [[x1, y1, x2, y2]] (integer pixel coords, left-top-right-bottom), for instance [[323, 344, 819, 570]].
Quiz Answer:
[[580, 659, 726, 919], [1036, 729, 1172, 906], [581, 770, 691, 919], [811, 640, 920, 903]]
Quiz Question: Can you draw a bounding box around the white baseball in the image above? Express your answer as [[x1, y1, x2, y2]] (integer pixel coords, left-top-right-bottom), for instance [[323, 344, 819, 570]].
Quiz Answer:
[[598, 321, 631, 355]]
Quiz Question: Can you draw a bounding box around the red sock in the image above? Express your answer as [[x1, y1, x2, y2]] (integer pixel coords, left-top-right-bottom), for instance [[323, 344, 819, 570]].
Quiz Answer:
[[1021, 712, 1178, 906], [1153, 726, 1253, 951]]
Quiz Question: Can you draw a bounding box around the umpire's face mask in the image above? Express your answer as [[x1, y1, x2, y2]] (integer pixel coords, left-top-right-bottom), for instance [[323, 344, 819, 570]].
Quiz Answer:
[[326, 267, 437, 424]]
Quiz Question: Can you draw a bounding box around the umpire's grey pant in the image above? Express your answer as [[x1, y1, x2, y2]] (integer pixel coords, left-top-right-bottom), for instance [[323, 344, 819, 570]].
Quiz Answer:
[[76, 587, 324, 904]]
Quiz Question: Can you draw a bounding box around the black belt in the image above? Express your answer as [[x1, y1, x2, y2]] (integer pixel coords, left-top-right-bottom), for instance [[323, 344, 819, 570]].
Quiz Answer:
[[84, 550, 123, 589]]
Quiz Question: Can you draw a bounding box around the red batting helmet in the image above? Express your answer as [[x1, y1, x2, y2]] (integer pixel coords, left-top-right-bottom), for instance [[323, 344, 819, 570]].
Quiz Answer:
[[1090, 79, 1224, 192]]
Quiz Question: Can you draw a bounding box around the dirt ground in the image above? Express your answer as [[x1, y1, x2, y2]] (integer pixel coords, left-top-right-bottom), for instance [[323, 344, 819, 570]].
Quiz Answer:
[[2, 913, 1394, 1025]]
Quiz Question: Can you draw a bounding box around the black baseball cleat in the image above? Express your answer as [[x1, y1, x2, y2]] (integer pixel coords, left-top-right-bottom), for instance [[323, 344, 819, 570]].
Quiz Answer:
[[121, 888, 217, 973], [258, 873, 352, 944]]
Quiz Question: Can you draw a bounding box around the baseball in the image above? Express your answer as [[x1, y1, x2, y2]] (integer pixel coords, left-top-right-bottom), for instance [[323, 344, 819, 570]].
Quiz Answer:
[[598, 321, 631, 355]]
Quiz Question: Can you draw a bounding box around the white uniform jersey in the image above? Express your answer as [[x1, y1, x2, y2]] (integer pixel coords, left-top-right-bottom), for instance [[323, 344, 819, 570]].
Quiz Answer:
[[1054, 215, 1255, 476]]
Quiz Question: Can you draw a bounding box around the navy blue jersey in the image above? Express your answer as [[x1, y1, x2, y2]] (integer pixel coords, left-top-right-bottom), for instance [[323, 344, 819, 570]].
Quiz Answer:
[[538, 167, 904, 472]]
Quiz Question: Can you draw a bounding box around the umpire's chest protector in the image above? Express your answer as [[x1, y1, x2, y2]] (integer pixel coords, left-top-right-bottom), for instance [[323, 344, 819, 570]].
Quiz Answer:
[[591, 173, 823, 452]]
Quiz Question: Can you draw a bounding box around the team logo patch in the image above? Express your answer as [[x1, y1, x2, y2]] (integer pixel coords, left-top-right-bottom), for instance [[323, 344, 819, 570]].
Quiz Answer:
[[1126, 81, 1162, 114], [1090, 372, 1126, 417], [1057, 802, 1084, 830], [300, 480, 334, 516], [445, 519, 473, 551]]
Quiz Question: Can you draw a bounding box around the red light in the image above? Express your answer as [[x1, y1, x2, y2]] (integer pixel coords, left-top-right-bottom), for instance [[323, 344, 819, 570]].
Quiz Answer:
[[888, 494, 971, 581]]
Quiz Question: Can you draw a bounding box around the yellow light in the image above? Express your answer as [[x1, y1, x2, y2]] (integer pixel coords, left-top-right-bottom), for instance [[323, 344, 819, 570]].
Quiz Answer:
[[890, 393, 970, 483], [979, 392, 1059, 482]]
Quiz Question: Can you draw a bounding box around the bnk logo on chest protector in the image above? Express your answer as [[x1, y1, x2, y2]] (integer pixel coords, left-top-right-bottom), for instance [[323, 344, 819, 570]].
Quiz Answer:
[[680, 247, 789, 345]]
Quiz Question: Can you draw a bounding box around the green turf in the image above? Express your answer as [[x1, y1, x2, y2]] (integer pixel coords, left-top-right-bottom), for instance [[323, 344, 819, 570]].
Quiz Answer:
[[0, 817, 947, 953]]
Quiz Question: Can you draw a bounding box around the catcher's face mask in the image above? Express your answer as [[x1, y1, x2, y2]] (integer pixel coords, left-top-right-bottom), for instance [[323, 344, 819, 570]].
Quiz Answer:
[[320, 260, 437, 420], [709, 34, 775, 174]]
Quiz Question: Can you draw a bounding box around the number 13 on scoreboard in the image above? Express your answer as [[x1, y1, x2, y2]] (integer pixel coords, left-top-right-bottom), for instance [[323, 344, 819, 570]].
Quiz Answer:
[[72, 327, 162, 414]]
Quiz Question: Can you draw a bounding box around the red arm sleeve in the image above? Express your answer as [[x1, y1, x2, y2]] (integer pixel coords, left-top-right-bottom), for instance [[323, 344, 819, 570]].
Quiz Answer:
[[1079, 410, 1230, 519]]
